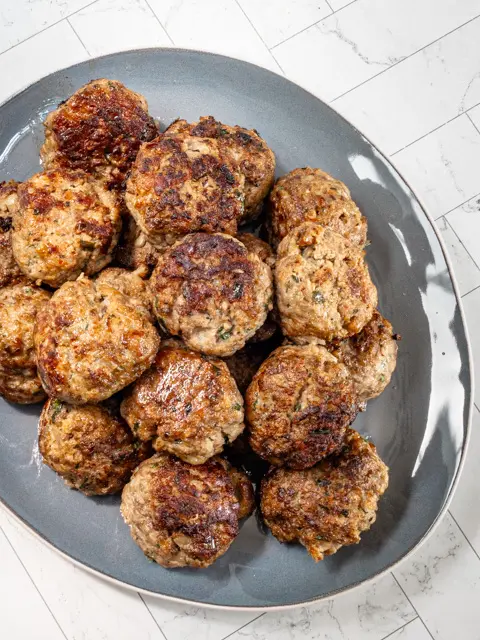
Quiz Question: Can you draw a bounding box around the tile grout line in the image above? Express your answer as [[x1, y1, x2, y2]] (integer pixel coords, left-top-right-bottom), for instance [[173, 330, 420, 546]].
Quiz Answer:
[[379, 616, 419, 640], [466, 111, 480, 136], [442, 216, 480, 272], [137, 593, 169, 640], [233, 0, 284, 74], [0, 0, 100, 58], [220, 613, 266, 640], [448, 511, 480, 563], [144, 0, 175, 46], [461, 282, 480, 298], [443, 189, 480, 217], [325, 0, 334, 14], [475, 403, 480, 413], [391, 574, 435, 640], [0, 526, 69, 640], [66, 17, 91, 56]]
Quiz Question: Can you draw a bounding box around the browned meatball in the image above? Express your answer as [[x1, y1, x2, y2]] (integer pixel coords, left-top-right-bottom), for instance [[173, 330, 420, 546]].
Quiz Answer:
[[246, 344, 359, 469], [166, 117, 275, 221], [0, 181, 25, 288], [95, 266, 153, 321], [267, 167, 367, 249], [327, 310, 399, 402], [41, 79, 158, 188], [12, 169, 121, 288], [0, 283, 51, 404], [276, 223, 377, 341], [120, 454, 253, 568], [39, 398, 149, 495], [150, 233, 273, 356], [125, 131, 244, 247], [120, 341, 244, 464], [114, 215, 163, 274], [35, 277, 160, 404], [261, 429, 389, 561], [236, 232, 275, 268]]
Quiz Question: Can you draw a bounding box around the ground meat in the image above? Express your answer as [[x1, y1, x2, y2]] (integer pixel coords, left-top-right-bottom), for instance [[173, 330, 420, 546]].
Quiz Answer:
[[0, 181, 25, 288], [113, 214, 163, 274], [236, 232, 275, 268], [95, 266, 153, 321]]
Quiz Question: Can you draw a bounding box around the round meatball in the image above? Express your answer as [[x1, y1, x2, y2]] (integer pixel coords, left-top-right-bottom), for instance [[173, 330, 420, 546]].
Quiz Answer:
[[276, 223, 377, 341], [267, 167, 367, 249], [12, 169, 121, 288], [39, 398, 149, 495], [246, 344, 359, 469], [95, 267, 153, 321], [121, 453, 253, 568], [114, 215, 163, 274], [236, 232, 275, 268], [35, 277, 160, 404], [0, 283, 51, 404], [260, 428, 389, 561], [126, 131, 245, 247], [41, 79, 158, 188], [150, 233, 273, 356], [121, 341, 244, 464], [167, 116, 275, 221], [0, 181, 25, 288], [327, 311, 398, 402]]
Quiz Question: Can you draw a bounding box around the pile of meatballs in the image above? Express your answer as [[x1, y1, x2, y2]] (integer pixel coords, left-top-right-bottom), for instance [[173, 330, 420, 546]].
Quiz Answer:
[[0, 78, 398, 569]]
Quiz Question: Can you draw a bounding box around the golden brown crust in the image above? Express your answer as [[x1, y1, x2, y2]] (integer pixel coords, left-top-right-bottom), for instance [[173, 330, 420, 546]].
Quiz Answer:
[[95, 266, 153, 322], [12, 169, 121, 288], [125, 131, 245, 246], [267, 167, 367, 249], [39, 398, 149, 495], [236, 233, 275, 268], [276, 223, 377, 341], [120, 341, 244, 464], [34, 277, 160, 404], [246, 344, 359, 469], [261, 429, 389, 561], [114, 215, 163, 274], [120, 453, 248, 567], [150, 233, 273, 356], [0, 181, 25, 288], [41, 79, 158, 188]]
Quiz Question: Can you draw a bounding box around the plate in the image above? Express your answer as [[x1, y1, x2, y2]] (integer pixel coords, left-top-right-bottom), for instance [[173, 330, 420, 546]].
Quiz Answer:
[[0, 48, 472, 610]]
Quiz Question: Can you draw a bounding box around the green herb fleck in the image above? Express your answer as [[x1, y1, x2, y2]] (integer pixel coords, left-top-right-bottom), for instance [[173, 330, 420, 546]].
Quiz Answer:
[[233, 403, 242, 411], [185, 402, 192, 415], [310, 428, 330, 435], [50, 399, 63, 422], [316, 535, 325, 540], [312, 290, 324, 304], [340, 509, 349, 517], [291, 274, 299, 283], [217, 326, 232, 341], [379, 374, 386, 383], [294, 401, 301, 411], [132, 421, 140, 432], [212, 364, 222, 375], [233, 282, 243, 299]]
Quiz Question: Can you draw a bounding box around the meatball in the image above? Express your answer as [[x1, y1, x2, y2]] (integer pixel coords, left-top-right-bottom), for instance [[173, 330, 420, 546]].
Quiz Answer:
[[0, 181, 25, 288], [150, 233, 273, 356], [166, 116, 275, 221], [260, 428, 389, 561], [267, 167, 367, 249], [39, 398, 149, 495], [35, 277, 160, 404], [95, 266, 153, 321], [276, 223, 377, 341], [41, 79, 158, 188], [236, 232, 275, 269], [125, 131, 245, 247], [121, 341, 244, 464], [12, 169, 121, 288], [246, 344, 359, 469], [114, 215, 163, 274], [121, 453, 253, 568], [0, 283, 51, 404]]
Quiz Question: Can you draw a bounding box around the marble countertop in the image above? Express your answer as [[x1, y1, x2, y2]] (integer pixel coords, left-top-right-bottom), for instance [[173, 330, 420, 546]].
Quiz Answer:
[[1, 1, 480, 638]]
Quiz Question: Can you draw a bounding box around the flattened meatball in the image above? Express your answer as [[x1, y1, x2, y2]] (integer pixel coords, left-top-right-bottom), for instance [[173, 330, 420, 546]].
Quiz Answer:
[[41, 79, 158, 188], [39, 398, 149, 495], [276, 223, 377, 341], [236, 232, 275, 268], [126, 131, 244, 247], [246, 344, 359, 469], [267, 167, 367, 249], [327, 310, 398, 402], [261, 429, 389, 561], [121, 341, 244, 464], [35, 277, 160, 404], [114, 215, 163, 274], [150, 233, 273, 356], [121, 453, 253, 567], [167, 117, 275, 221], [95, 266, 153, 321], [12, 169, 121, 288], [0, 283, 51, 404], [0, 181, 25, 288]]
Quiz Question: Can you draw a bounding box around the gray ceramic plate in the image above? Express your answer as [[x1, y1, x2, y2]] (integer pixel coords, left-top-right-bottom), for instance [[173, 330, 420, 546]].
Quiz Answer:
[[0, 49, 472, 610]]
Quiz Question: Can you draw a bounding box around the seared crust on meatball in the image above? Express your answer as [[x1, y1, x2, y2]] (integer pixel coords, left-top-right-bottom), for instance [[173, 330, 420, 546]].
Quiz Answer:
[[35, 278, 160, 404], [167, 117, 275, 221], [260, 429, 389, 561], [0, 181, 25, 288], [39, 398, 149, 495], [121, 453, 252, 567], [246, 344, 359, 469], [276, 223, 377, 341], [114, 215, 163, 274], [0, 283, 51, 403], [267, 167, 367, 249], [150, 233, 273, 356], [236, 233, 275, 268], [12, 169, 121, 288], [327, 310, 398, 402], [120, 341, 244, 464], [41, 79, 158, 188], [95, 266, 153, 321], [126, 131, 245, 247]]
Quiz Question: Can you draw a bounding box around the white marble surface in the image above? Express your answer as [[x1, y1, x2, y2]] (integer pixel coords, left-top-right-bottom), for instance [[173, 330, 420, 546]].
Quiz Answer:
[[1, 1, 480, 638]]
